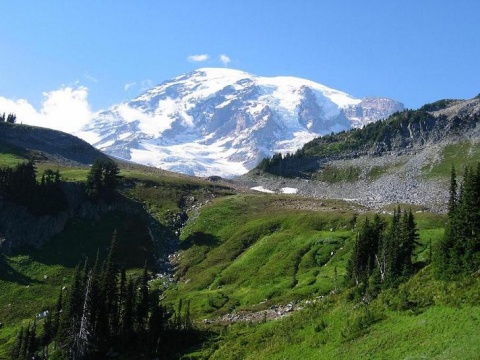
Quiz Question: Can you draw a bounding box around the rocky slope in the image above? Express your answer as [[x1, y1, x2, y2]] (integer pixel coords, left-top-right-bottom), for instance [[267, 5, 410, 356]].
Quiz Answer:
[[244, 96, 480, 212]]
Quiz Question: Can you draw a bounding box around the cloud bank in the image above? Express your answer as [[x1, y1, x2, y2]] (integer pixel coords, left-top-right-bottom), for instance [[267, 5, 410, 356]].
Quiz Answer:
[[0, 86, 93, 134]]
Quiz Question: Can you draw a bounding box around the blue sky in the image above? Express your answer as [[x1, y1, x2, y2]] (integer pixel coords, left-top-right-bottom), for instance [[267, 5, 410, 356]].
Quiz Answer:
[[0, 0, 479, 120]]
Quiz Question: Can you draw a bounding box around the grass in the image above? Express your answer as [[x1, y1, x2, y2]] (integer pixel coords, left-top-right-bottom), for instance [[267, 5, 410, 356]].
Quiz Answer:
[[155, 194, 469, 360], [0, 211, 156, 358], [0, 142, 29, 168], [184, 270, 480, 360], [314, 165, 362, 183], [163, 195, 445, 321], [424, 141, 480, 178], [0, 149, 237, 357], [164, 196, 357, 315], [0, 143, 475, 359]]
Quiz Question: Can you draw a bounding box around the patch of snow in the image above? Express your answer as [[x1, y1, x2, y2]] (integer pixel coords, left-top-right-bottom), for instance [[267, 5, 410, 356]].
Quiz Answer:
[[281, 187, 298, 194], [251, 186, 275, 194]]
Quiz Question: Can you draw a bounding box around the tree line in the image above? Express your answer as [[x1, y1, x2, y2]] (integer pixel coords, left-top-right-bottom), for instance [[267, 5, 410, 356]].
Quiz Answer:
[[0, 161, 68, 216], [255, 104, 480, 177], [12, 232, 198, 359], [256, 149, 318, 177], [0, 158, 120, 216], [0, 112, 17, 123]]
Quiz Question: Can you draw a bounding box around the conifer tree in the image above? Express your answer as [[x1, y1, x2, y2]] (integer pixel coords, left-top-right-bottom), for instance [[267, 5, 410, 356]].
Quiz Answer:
[[102, 230, 119, 339], [436, 163, 480, 278], [42, 309, 53, 358], [12, 327, 24, 360], [120, 277, 136, 347], [136, 264, 150, 333], [20, 324, 30, 360], [27, 319, 37, 359], [57, 265, 84, 348], [448, 165, 457, 214], [52, 288, 63, 349], [85, 160, 104, 201], [73, 270, 94, 360]]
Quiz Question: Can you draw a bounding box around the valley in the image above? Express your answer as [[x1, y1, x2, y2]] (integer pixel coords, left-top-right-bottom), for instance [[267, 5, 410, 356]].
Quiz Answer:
[[1, 94, 480, 359]]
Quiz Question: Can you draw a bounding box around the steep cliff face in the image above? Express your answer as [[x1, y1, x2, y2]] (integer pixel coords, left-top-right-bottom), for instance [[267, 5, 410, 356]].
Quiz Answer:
[[81, 68, 403, 177], [343, 97, 405, 128], [0, 183, 144, 252]]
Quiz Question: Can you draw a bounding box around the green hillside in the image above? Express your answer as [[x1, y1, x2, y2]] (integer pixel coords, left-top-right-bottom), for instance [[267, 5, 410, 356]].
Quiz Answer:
[[255, 97, 480, 179], [1, 122, 480, 359], [164, 194, 479, 360]]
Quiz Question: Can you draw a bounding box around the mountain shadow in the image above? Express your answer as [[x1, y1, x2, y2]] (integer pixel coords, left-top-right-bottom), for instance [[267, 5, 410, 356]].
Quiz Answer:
[[0, 254, 41, 285]]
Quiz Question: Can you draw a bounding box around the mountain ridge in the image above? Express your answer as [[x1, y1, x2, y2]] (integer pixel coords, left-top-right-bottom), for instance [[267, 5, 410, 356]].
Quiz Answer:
[[258, 98, 480, 176], [245, 96, 480, 212], [81, 68, 403, 177]]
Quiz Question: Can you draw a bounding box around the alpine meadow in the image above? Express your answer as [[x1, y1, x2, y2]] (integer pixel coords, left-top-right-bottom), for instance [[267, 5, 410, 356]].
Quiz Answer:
[[1, 2, 480, 358]]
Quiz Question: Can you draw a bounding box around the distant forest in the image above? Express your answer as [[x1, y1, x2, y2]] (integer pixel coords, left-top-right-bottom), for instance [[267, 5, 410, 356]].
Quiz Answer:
[[257, 103, 480, 177]]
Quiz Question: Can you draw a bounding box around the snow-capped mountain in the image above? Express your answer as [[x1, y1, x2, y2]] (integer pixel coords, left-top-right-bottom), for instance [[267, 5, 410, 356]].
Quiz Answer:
[[82, 68, 403, 177]]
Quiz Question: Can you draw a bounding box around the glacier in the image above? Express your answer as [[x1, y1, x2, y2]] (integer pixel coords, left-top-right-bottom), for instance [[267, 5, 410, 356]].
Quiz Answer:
[[80, 68, 404, 177]]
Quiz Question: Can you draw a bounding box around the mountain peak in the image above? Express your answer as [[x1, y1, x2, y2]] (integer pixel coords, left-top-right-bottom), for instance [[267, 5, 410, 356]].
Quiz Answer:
[[81, 69, 404, 177]]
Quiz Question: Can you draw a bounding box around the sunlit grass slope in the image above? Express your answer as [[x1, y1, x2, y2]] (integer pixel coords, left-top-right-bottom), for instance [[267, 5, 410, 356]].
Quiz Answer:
[[163, 195, 445, 320]]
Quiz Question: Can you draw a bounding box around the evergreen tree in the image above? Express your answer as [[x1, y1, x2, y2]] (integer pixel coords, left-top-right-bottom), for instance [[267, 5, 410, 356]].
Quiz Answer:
[[85, 158, 120, 202], [26, 319, 37, 359], [57, 265, 84, 348], [6, 113, 17, 123], [348, 215, 384, 286], [42, 309, 53, 359], [12, 327, 24, 360], [136, 263, 150, 349], [102, 231, 120, 339], [52, 288, 63, 349], [448, 165, 457, 214], [20, 324, 30, 360], [120, 277, 136, 347], [436, 163, 480, 278], [85, 160, 104, 201], [73, 270, 94, 360]]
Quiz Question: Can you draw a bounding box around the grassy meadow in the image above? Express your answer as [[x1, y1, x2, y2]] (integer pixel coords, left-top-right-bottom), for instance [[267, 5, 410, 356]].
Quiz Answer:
[[0, 145, 479, 359]]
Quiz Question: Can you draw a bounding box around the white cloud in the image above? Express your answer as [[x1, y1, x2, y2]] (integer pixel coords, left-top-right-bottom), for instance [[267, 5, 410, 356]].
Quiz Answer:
[[188, 54, 209, 62], [0, 86, 93, 134], [140, 79, 154, 91], [219, 54, 231, 66], [84, 72, 98, 83], [124, 82, 137, 91]]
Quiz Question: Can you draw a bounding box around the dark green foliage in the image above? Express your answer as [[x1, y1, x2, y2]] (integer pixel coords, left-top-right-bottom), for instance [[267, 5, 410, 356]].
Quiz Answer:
[[419, 99, 457, 112], [0, 161, 36, 206], [7, 113, 17, 124], [380, 208, 419, 285], [11, 320, 38, 360], [347, 208, 419, 295], [41, 231, 201, 359], [0, 162, 68, 215], [256, 150, 319, 177], [85, 158, 120, 202], [347, 215, 385, 287], [436, 164, 480, 278], [0, 112, 16, 123]]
